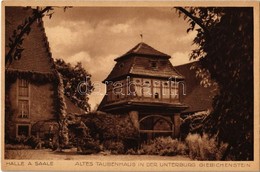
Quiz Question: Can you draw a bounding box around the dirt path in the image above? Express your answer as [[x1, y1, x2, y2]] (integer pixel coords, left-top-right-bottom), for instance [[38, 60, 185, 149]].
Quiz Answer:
[[5, 149, 191, 161]]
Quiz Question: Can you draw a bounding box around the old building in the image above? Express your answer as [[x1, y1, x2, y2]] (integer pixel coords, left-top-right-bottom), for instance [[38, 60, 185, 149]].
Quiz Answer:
[[5, 7, 84, 140], [98, 42, 188, 141], [174, 61, 217, 118]]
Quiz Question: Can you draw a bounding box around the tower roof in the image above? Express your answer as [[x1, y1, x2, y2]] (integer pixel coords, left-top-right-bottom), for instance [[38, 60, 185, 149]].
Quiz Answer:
[[115, 42, 170, 61], [103, 42, 183, 82]]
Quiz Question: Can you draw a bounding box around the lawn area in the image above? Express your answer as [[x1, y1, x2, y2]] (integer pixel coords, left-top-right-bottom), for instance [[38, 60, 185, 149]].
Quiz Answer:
[[5, 148, 191, 161]]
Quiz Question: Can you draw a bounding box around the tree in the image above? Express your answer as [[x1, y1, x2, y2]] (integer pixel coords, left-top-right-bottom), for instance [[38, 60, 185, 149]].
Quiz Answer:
[[55, 59, 93, 112], [177, 7, 253, 160]]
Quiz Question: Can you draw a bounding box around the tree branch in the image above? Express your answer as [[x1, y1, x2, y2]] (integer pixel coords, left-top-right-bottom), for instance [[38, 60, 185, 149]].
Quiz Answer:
[[5, 6, 52, 66], [175, 7, 210, 38]]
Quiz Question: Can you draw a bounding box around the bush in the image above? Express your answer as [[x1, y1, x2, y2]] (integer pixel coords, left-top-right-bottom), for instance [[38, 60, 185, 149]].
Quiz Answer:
[[80, 138, 101, 154], [67, 120, 101, 154], [81, 111, 139, 152], [5, 136, 41, 149], [25, 136, 41, 149], [185, 133, 228, 160], [140, 137, 188, 156], [126, 148, 137, 155], [5, 144, 31, 150], [82, 111, 139, 141], [13, 135, 28, 144], [181, 111, 210, 140], [103, 140, 125, 154]]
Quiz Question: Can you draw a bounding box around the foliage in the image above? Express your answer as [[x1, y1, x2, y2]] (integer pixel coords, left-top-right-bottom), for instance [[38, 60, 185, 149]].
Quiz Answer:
[[53, 58, 94, 150], [185, 133, 228, 160], [12, 135, 28, 145], [126, 148, 138, 155], [103, 140, 125, 154], [55, 59, 93, 112], [24, 136, 41, 148], [5, 70, 56, 83], [67, 115, 100, 154], [5, 144, 32, 150], [82, 111, 139, 142], [53, 71, 69, 149], [80, 111, 139, 152], [5, 136, 41, 149], [177, 7, 253, 160], [79, 137, 101, 154], [140, 137, 188, 156], [180, 111, 209, 140]]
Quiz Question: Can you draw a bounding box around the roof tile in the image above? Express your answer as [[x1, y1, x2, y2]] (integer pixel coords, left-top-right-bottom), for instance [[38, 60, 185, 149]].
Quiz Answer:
[[175, 61, 217, 113], [115, 42, 170, 61], [5, 7, 54, 73], [104, 43, 183, 81]]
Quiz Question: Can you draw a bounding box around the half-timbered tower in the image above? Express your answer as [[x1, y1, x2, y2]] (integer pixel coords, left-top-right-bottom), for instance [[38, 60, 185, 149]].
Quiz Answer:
[[99, 42, 188, 141]]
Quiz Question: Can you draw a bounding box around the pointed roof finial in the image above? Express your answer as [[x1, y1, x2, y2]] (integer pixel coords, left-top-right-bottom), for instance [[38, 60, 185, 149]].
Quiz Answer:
[[140, 33, 143, 42]]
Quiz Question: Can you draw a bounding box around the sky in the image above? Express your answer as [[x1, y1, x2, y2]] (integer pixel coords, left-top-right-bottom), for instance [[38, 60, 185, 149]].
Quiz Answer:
[[43, 7, 197, 109]]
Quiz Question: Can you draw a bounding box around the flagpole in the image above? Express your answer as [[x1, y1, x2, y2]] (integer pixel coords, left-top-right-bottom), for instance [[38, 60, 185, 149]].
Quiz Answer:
[[140, 34, 143, 42]]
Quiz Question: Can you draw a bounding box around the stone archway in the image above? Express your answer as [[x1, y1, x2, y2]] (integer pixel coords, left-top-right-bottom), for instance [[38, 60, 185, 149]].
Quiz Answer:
[[139, 115, 174, 141]]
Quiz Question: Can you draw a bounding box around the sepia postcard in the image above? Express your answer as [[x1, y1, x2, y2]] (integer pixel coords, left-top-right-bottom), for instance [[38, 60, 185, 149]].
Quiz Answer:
[[1, 1, 260, 171]]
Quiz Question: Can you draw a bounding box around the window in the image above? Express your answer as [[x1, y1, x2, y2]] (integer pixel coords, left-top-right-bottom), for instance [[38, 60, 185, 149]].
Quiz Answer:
[[145, 81, 150, 84], [133, 78, 142, 96], [164, 82, 169, 86], [17, 79, 30, 118], [171, 81, 179, 100], [143, 79, 152, 97], [155, 92, 159, 99], [135, 79, 140, 83], [18, 100, 29, 118], [114, 81, 123, 87], [17, 125, 30, 137], [18, 79, 29, 97], [153, 80, 161, 87], [162, 81, 170, 99], [151, 61, 158, 69], [119, 63, 124, 68], [111, 80, 126, 100]]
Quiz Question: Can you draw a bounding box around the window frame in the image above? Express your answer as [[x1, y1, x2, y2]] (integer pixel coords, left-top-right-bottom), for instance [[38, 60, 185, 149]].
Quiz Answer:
[[16, 124, 31, 137], [17, 79, 30, 119], [150, 61, 158, 69], [18, 99, 29, 118]]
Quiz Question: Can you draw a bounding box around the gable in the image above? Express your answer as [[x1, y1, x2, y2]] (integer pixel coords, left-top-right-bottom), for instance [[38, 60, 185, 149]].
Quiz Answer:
[[5, 7, 54, 73]]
